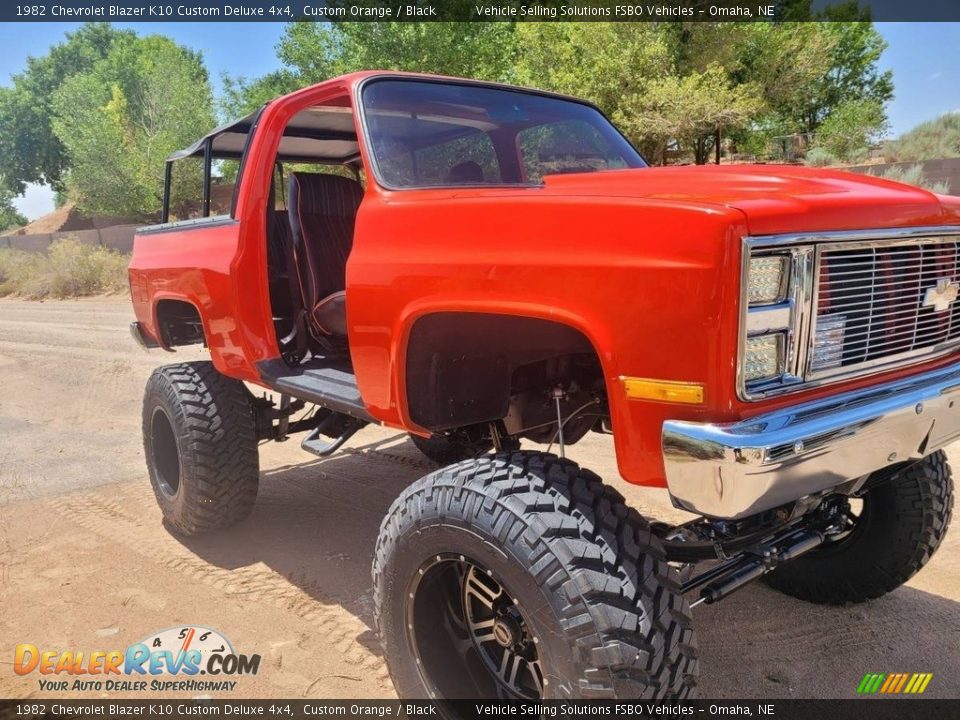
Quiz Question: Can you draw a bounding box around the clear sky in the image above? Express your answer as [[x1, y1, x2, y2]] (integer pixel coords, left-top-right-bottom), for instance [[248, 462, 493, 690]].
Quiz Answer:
[[1, 21, 959, 220]]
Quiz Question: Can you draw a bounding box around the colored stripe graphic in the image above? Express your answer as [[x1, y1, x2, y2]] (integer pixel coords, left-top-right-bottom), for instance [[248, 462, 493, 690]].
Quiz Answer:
[[857, 672, 933, 694], [893, 674, 909, 693], [904, 674, 920, 693]]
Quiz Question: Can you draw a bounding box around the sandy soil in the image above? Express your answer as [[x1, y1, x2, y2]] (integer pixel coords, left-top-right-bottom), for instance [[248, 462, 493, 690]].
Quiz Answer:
[[0, 297, 957, 700]]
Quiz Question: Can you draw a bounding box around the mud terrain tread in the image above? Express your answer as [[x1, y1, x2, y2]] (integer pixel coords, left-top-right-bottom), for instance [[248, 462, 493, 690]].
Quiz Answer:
[[143, 361, 258, 535], [765, 451, 953, 605], [373, 451, 698, 699]]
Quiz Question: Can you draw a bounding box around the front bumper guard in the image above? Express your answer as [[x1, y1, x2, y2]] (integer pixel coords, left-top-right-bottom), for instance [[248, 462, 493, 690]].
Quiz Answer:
[[663, 362, 960, 519]]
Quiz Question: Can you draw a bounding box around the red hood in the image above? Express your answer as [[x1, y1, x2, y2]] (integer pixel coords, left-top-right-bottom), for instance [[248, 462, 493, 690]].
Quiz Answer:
[[542, 165, 960, 235]]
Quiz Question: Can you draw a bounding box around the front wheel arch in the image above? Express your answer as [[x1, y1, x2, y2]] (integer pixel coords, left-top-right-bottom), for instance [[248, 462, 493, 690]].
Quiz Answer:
[[402, 312, 603, 433]]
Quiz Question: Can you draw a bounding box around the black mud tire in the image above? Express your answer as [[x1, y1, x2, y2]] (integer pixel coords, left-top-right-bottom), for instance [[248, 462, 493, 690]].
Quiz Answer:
[[409, 433, 492, 465], [142, 361, 259, 536], [764, 451, 953, 605], [373, 452, 698, 700]]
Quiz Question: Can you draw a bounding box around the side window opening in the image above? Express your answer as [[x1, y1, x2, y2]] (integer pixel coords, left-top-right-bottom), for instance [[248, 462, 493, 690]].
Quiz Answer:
[[162, 155, 237, 223], [413, 131, 502, 185], [518, 120, 629, 184], [368, 127, 503, 189], [164, 157, 206, 221]]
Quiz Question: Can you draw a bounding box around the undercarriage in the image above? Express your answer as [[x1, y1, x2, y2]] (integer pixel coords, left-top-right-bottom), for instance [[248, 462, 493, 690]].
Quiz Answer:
[[142, 359, 953, 700]]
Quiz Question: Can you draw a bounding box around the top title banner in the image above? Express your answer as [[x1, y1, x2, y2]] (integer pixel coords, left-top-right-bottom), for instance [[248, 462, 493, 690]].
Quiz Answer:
[[4, 1, 960, 23]]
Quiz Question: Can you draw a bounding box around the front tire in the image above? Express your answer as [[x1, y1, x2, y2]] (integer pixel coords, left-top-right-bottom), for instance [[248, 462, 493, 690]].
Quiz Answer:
[[373, 452, 698, 701], [765, 451, 953, 604], [142, 361, 259, 535]]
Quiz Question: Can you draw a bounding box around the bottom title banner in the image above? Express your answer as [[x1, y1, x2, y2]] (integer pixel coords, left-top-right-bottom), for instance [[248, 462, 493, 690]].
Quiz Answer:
[[0, 700, 951, 720]]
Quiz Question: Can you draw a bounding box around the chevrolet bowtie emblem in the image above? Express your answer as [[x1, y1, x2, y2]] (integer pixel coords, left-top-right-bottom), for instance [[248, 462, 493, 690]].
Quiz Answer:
[[923, 278, 960, 313]]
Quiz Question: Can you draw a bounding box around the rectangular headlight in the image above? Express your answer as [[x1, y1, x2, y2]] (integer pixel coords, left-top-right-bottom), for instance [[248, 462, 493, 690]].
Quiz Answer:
[[747, 256, 788, 305], [743, 334, 783, 382]]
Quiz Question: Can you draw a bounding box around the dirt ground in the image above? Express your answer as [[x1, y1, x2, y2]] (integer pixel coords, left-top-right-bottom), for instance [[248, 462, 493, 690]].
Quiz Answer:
[[0, 297, 957, 700]]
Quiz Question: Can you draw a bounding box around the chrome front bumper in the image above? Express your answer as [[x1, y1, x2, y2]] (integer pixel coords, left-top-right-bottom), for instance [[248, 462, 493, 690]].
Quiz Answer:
[[663, 362, 960, 519]]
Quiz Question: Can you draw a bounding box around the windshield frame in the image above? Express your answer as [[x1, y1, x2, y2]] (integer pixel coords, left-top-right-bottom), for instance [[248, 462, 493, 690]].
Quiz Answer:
[[355, 75, 647, 192]]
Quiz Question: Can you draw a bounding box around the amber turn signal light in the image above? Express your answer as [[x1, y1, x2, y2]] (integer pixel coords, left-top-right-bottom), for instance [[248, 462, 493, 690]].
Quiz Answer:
[[621, 377, 705, 405]]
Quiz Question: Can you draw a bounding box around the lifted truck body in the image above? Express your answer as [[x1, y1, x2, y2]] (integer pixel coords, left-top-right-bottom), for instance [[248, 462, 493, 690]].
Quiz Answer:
[[130, 71, 960, 516], [131, 71, 957, 701]]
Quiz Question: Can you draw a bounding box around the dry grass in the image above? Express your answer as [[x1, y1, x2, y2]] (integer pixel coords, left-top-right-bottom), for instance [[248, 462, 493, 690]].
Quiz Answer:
[[870, 163, 952, 195], [0, 237, 129, 299]]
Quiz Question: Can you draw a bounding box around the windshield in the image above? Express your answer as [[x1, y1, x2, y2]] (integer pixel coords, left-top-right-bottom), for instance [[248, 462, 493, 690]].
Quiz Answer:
[[360, 78, 645, 189]]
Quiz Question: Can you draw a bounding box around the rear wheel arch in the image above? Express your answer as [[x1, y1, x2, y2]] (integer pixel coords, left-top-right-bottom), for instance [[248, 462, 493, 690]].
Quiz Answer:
[[154, 298, 207, 349], [402, 311, 609, 433]]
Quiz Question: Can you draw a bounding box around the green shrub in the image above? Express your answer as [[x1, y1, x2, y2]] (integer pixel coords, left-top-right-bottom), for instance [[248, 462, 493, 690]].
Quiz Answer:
[[805, 147, 838, 167], [0, 248, 44, 295], [871, 163, 951, 194], [884, 113, 960, 162], [0, 237, 129, 299]]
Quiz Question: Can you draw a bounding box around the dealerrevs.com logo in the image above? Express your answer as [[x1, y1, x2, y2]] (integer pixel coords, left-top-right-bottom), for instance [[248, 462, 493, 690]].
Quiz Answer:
[[13, 625, 261, 693]]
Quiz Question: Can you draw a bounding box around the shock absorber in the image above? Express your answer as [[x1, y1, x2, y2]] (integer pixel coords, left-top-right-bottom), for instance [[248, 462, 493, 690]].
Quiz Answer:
[[689, 528, 826, 607]]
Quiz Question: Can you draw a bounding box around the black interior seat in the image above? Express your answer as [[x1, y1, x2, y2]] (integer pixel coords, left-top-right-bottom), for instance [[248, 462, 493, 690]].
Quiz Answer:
[[447, 161, 484, 184], [287, 172, 363, 343]]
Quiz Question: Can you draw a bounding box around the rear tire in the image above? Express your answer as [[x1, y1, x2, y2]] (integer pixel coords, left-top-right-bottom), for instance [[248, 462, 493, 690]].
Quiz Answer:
[[764, 451, 953, 604], [409, 432, 492, 465], [142, 361, 259, 535], [373, 452, 698, 700]]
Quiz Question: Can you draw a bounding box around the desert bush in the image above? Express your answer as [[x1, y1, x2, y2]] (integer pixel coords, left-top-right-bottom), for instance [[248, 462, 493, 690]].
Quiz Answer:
[[884, 113, 960, 162], [804, 147, 838, 167], [0, 237, 129, 299], [872, 163, 951, 194], [0, 248, 44, 295]]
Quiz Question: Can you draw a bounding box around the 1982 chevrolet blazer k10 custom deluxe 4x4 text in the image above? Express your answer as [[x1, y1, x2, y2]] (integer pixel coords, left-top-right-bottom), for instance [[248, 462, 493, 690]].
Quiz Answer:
[[129, 73, 955, 701]]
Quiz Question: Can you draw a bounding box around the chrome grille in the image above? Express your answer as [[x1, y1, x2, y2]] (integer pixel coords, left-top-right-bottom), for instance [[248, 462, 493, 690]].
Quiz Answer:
[[810, 238, 960, 376]]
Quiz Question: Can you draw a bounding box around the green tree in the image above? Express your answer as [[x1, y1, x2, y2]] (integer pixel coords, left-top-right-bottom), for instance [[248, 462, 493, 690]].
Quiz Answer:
[[775, 3, 893, 134], [0, 23, 134, 195], [813, 98, 888, 162], [515, 24, 763, 164], [222, 21, 517, 117], [0, 186, 27, 232], [800, 22, 893, 134], [277, 21, 516, 83], [51, 34, 215, 217], [621, 64, 764, 164], [221, 69, 300, 118], [514, 23, 669, 116], [232, 17, 893, 166], [727, 22, 836, 153]]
